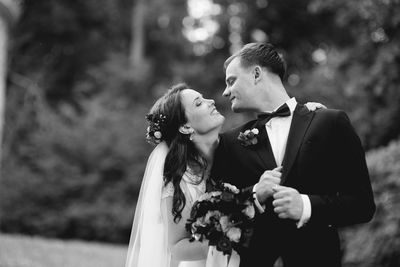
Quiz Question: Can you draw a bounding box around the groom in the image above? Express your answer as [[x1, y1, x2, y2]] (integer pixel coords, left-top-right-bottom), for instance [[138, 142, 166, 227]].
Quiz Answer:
[[211, 43, 375, 267]]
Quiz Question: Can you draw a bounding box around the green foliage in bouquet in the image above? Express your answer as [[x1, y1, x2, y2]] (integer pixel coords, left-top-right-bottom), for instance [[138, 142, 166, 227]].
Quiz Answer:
[[185, 182, 255, 256]]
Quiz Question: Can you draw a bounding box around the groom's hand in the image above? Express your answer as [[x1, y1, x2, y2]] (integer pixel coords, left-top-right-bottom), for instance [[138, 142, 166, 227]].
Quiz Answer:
[[272, 185, 303, 221], [255, 166, 282, 204]]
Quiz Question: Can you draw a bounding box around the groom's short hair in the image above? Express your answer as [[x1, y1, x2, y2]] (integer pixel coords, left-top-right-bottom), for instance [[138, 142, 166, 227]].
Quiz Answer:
[[224, 43, 287, 81]]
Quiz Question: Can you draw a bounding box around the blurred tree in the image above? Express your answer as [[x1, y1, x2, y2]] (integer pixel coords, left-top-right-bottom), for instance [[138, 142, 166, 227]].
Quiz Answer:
[[294, 0, 400, 149], [10, 0, 131, 108], [1, 74, 151, 242], [130, 0, 145, 66], [0, 0, 20, 166], [1, 0, 194, 243], [341, 139, 400, 267]]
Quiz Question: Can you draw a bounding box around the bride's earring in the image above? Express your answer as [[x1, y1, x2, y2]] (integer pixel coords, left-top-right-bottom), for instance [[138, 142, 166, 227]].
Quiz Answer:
[[189, 130, 195, 141], [179, 124, 195, 140]]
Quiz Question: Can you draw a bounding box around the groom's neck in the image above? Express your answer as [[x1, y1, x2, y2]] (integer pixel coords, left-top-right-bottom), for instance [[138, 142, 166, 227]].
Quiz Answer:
[[260, 85, 290, 112]]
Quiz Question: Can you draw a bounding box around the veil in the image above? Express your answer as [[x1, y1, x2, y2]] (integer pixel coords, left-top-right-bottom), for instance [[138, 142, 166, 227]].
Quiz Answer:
[[125, 142, 171, 267]]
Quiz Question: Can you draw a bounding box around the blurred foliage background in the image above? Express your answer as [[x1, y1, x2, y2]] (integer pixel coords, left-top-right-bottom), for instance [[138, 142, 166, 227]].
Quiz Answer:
[[0, 0, 399, 266]]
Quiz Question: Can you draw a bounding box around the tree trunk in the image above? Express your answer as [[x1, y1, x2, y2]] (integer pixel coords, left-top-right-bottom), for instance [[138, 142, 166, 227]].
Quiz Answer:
[[0, 18, 7, 160], [130, 0, 146, 68], [0, 0, 20, 167]]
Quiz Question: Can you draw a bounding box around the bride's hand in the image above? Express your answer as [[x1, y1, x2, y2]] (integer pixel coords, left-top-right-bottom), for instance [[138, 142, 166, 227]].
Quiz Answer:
[[305, 102, 327, 111]]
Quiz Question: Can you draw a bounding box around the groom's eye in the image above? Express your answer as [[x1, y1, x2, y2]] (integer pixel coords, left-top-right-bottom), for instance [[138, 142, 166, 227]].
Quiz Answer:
[[227, 78, 235, 86]]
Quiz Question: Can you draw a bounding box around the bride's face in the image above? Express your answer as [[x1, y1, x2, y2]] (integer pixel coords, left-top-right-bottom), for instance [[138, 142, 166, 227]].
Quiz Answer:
[[180, 89, 224, 135]]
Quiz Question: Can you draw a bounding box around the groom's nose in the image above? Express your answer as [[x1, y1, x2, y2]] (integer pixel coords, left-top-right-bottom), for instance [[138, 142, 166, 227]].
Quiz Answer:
[[222, 87, 230, 97]]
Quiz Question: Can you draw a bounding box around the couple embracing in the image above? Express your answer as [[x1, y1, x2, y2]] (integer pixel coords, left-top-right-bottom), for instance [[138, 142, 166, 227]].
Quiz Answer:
[[125, 43, 375, 267]]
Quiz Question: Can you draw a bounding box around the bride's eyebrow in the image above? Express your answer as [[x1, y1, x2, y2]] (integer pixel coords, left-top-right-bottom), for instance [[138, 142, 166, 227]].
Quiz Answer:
[[192, 94, 204, 104]]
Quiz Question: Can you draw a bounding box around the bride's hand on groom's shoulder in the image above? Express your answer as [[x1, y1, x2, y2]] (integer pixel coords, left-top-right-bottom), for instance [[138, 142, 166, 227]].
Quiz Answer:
[[255, 166, 282, 204], [305, 102, 327, 111]]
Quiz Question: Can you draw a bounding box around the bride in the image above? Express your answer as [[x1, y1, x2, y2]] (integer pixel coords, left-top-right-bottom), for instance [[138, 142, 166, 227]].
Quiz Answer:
[[125, 83, 236, 267], [125, 83, 323, 267]]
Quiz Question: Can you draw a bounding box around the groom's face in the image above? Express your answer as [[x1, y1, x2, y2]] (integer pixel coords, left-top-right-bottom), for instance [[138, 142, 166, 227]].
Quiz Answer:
[[223, 57, 257, 113]]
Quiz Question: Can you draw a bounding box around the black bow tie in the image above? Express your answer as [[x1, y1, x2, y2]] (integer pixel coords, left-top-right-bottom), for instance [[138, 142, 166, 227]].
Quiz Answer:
[[256, 103, 291, 127]]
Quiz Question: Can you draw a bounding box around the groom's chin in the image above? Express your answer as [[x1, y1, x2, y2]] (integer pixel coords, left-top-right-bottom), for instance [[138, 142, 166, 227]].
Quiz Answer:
[[231, 105, 244, 113]]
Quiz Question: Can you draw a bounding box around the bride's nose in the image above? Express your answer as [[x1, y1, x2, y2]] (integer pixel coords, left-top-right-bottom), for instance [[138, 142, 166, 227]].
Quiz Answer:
[[207, 99, 215, 106]]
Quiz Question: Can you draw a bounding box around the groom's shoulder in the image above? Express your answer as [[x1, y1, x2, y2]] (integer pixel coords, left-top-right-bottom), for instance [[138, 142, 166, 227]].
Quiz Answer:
[[313, 107, 348, 118], [312, 107, 352, 124]]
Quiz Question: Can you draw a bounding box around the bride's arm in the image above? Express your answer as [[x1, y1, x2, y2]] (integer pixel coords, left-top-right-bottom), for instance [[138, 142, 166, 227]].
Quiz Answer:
[[165, 196, 209, 261]]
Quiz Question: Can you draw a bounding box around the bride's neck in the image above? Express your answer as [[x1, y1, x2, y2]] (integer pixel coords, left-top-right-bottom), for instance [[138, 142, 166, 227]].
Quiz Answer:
[[192, 131, 219, 163]]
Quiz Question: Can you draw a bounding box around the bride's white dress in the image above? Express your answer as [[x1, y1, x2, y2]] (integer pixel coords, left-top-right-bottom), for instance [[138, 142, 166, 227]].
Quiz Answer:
[[125, 142, 239, 267]]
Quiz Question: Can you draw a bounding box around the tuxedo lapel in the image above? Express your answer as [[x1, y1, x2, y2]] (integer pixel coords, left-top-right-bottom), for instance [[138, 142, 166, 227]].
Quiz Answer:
[[281, 104, 315, 184], [254, 125, 277, 170]]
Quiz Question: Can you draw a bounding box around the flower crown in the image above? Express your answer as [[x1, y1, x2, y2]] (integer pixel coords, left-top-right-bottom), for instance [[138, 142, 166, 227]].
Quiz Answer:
[[145, 113, 167, 145]]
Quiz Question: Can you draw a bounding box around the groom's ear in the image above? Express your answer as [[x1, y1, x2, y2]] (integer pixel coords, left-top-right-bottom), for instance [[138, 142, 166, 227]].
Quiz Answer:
[[254, 66, 262, 84], [179, 124, 194, 135]]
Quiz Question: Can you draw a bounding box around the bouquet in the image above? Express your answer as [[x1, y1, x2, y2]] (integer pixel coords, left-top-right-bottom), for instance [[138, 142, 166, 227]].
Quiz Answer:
[[185, 182, 255, 256]]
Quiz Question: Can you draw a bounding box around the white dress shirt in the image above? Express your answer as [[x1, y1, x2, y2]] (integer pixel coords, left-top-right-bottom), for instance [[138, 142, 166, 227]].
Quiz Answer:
[[253, 97, 311, 228]]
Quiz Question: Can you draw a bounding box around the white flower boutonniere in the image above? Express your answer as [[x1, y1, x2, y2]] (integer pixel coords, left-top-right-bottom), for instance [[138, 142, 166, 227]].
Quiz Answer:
[[237, 128, 259, 147]]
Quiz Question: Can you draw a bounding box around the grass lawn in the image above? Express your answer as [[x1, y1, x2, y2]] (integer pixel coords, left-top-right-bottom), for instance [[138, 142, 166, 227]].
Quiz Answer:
[[0, 233, 128, 267]]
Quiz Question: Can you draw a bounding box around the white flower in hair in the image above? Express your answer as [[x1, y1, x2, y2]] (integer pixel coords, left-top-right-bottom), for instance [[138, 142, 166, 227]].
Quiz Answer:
[[154, 131, 162, 139]]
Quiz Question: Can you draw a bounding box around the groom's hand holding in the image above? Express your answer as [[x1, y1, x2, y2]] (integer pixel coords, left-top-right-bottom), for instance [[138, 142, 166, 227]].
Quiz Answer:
[[255, 166, 282, 204], [272, 185, 303, 220]]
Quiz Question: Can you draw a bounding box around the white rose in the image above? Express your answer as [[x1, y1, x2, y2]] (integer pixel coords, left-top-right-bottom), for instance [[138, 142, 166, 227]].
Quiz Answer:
[[251, 128, 259, 135], [243, 203, 256, 219], [226, 227, 241, 243], [219, 216, 230, 232], [154, 131, 162, 139], [223, 183, 240, 194], [206, 210, 222, 222]]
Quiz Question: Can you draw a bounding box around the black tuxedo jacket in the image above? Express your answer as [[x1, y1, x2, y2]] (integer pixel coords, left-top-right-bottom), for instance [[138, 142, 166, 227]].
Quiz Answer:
[[211, 104, 375, 267]]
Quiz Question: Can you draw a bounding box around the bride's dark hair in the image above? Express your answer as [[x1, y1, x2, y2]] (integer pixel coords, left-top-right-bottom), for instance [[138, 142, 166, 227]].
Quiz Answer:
[[147, 83, 207, 223]]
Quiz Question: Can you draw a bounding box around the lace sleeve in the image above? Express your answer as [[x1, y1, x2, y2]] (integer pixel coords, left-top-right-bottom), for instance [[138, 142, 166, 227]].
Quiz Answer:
[[162, 182, 174, 199]]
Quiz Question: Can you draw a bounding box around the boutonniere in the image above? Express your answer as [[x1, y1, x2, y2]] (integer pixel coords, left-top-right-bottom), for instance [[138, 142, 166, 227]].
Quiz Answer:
[[238, 128, 259, 147]]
